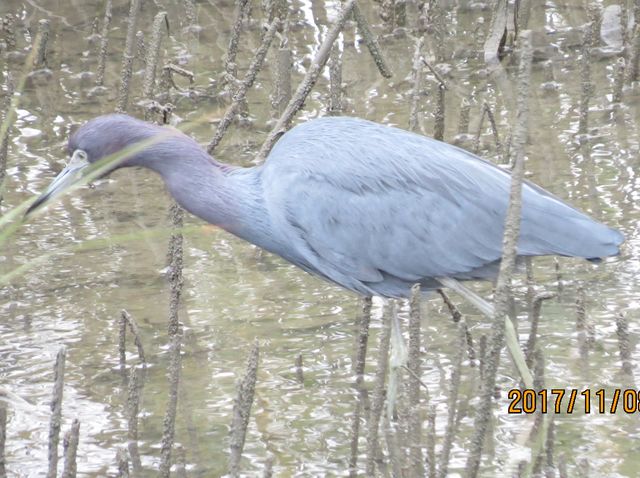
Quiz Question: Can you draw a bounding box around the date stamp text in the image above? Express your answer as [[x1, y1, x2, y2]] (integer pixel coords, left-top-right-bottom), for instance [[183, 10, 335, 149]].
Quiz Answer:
[[507, 389, 640, 414]]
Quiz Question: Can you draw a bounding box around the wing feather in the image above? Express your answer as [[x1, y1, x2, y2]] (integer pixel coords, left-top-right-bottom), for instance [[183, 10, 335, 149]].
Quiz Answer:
[[261, 117, 622, 296]]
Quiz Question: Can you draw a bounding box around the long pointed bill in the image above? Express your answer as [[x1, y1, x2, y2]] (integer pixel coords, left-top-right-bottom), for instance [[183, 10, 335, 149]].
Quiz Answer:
[[25, 149, 90, 216]]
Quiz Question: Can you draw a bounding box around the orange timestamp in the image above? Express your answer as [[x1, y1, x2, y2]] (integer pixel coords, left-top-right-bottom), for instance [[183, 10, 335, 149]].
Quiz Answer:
[[508, 388, 640, 414]]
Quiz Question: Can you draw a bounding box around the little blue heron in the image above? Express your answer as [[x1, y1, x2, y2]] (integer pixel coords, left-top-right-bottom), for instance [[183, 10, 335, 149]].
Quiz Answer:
[[27, 114, 624, 299]]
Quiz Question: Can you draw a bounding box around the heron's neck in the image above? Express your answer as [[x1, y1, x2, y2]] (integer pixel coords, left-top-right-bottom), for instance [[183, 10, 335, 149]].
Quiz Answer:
[[146, 141, 273, 250]]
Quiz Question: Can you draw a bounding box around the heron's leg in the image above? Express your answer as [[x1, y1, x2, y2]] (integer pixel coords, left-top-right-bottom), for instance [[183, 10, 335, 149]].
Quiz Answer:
[[436, 277, 534, 389], [385, 299, 408, 420], [436, 277, 495, 316]]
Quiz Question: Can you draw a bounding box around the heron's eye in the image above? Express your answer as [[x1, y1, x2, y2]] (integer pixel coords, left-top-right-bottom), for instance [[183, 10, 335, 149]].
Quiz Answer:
[[73, 149, 88, 162]]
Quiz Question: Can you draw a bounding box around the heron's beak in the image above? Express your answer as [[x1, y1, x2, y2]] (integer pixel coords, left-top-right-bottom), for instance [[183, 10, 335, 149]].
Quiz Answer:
[[25, 149, 90, 216]]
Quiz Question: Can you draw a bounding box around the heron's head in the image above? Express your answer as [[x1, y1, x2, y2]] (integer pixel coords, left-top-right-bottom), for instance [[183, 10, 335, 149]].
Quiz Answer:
[[26, 114, 168, 215]]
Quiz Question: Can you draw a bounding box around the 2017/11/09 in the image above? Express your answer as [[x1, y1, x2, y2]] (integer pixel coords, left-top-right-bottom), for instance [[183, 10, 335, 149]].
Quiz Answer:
[[508, 388, 640, 414]]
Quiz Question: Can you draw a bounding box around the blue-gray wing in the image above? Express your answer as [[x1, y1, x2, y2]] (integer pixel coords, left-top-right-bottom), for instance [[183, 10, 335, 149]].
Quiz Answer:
[[262, 117, 622, 297]]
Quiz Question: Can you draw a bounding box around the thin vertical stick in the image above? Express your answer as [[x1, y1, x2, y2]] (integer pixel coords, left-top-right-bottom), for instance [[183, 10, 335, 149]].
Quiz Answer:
[[366, 302, 392, 476], [183, 0, 197, 28], [0, 72, 15, 207], [409, 37, 424, 133], [422, 59, 446, 141], [159, 64, 193, 101], [577, 458, 590, 476], [579, 21, 594, 136], [328, 41, 343, 114], [121, 310, 146, 365], [465, 31, 532, 478], [0, 401, 6, 478], [438, 324, 465, 478], [541, 60, 557, 90], [263, 454, 274, 478], [295, 353, 303, 383], [89, 16, 100, 46], [473, 105, 487, 154], [613, 57, 626, 104], [353, 296, 372, 381], [575, 285, 589, 360], [118, 310, 127, 373], [434, 83, 446, 141], [483, 103, 503, 160], [225, 0, 251, 78], [256, 0, 357, 162], [126, 368, 141, 472], [348, 394, 364, 477], [525, 258, 535, 324], [520, 360, 551, 478], [394, 0, 406, 27], [174, 445, 187, 478], [474, 102, 503, 159], [116, 448, 129, 478], [207, 19, 280, 154], [135, 31, 145, 64], [2, 15, 17, 51], [48, 347, 67, 478], [438, 289, 462, 323], [348, 296, 372, 476], [273, 44, 292, 115], [483, 0, 510, 64], [533, 347, 545, 390], [622, 2, 630, 48], [262, 0, 284, 24], [616, 312, 635, 385], [378, 0, 394, 27], [627, 25, 640, 83], [554, 257, 563, 293], [96, 0, 113, 86], [545, 415, 556, 477], [351, 3, 393, 79], [159, 200, 184, 477], [478, 333, 487, 380], [142, 12, 168, 100], [229, 340, 260, 477], [178, 379, 201, 470], [61, 419, 80, 478], [436, 303, 478, 365], [427, 1, 446, 61], [165, 443, 184, 478], [457, 95, 471, 135], [518, 0, 532, 31], [425, 405, 436, 478], [558, 454, 568, 478], [116, 0, 141, 113], [525, 292, 555, 367], [407, 284, 423, 476], [33, 19, 51, 68]]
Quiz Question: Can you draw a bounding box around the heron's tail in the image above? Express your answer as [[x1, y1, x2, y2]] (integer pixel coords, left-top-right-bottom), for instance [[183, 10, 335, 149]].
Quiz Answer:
[[518, 186, 624, 259]]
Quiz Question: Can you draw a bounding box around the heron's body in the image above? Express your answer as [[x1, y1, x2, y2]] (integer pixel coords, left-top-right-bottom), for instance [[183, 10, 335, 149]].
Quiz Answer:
[[31, 115, 624, 298]]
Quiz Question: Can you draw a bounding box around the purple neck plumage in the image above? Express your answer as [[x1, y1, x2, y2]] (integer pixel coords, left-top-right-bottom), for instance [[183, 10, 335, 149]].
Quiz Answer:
[[72, 115, 274, 251], [138, 130, 273, 250]]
